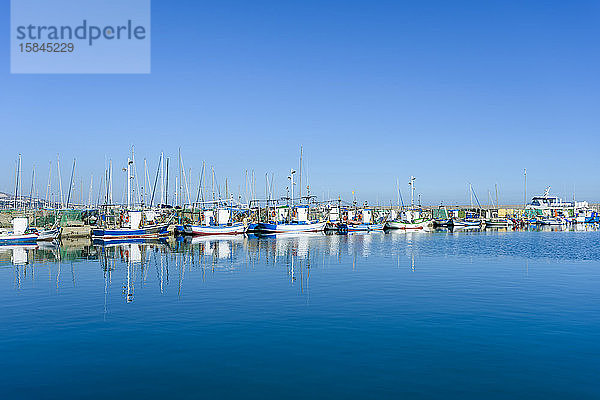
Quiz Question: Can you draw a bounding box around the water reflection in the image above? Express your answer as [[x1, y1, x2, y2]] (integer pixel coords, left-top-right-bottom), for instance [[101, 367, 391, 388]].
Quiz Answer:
[[4, 225, 600, 301]]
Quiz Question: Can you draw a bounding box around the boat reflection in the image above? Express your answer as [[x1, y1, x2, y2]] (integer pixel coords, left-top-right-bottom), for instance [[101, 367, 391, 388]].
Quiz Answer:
[[6, 224, 599, 301]]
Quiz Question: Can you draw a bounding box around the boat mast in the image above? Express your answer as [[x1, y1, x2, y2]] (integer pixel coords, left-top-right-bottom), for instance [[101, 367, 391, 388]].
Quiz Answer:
[[211, 166, 215, 203], [165, 157, 170, 206], [495, 183, 498, 208], [160, 152, 164, 206], [179, 150, 191, 208], [396, 178, 400, 208], [409, 176, 415, 208], [109, 159, 114, 204], [88, 174, 93, 208], [14, 155, 20, 209], [57, 154, 64, 209], [66, 158, 76, 209], [143, 158, 148, 207], [18, 155, 22, 209], [127, 156, 132, 209], [178, 148, 182, 208], [299, 145, 303, 204], [131, 146, 142, 208], [28, 164, 35, 210], [194, 161, 205, 209], [523, 168, 527, 209], [45, 161, 52, 207], [469, 183, 473, 209], [289, 168, 296, 207]]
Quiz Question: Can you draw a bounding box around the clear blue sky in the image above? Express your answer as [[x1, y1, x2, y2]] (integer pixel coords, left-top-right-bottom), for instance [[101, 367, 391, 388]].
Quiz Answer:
[[2, 0, 599, 205]]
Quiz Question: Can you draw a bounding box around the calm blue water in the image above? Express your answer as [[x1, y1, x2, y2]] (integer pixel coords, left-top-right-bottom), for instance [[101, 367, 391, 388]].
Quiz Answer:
[[1, 228, 599, 399]]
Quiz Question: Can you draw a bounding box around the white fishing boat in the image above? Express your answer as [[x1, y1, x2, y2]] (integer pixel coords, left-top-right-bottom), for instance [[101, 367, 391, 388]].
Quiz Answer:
[[255, 205, 325, 234], [189, 222, 247, 235], [385, 208, 433, 230], [345, 208, 384, 232], [186, 208, 247, 236], [385, 219, 433, 230], [538, 217, 568, 226], [36, 226, 62, 241], [485, 218, 514, 227], [448, 218, 483, 227], [255, 167, 325, 234], [526, 187, 588, 221]]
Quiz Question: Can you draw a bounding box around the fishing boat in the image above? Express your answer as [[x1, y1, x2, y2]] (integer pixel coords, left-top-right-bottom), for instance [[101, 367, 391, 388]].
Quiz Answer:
[[185, 208, 247, 236], [347, 222, 384, 232], [325, 204, 343, 231], [255, 220, 326, 233], [433, 218, 451, 227], [526, 187, 589, 222], [0, 217, 39, 245], [448, 218, 483, 228], [345, 208, 384, 232], [574, 209, 599, 223], [538, 216, 568, 226], [255, 166, 325, 234], [385, 208, 433, 230], [484, 218, 515, 228], [92, 210, 170, 240], [35, 226, 62, 241], [385, 219, 432, 230], [94, 151, 170, 241], [255, 205, 325, 233]]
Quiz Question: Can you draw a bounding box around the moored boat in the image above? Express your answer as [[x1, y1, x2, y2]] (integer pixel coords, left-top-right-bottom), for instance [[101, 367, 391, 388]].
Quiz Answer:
[[347, 222, 384, 232], [484, 218, 515, 228], [36, 226, 62, 241], [385, 207, 433, 230], [538, 217, 567, 226], [184, 207, 247, 236], [385, 219, 433, 230], [92, 210, 170, 240], [254, 220, 326, 234], [0, 217, 39, 245], [448, 218, 483, 227], [189, 222, 247, 235]]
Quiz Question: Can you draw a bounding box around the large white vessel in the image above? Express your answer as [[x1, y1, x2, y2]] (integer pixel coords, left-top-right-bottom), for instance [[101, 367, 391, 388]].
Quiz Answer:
[[526, 187, 589, 219]]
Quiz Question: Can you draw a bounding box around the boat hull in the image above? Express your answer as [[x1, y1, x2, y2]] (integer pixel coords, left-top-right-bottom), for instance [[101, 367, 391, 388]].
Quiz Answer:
[[92, 223, 170, 240], [37, 227, 61, 241], [449, 219, 482, 227], [347, 223, 384, 232], [485, 219, 514, 227], [385, 220, 433, 230], [538, 218, 566, 226], [254, 221, 326, 233], [0, 233, 39, 245], [187, 223, 247, 236]]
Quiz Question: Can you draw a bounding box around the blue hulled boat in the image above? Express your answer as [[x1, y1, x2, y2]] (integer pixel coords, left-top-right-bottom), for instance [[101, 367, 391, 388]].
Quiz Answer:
[[0, 217, 38, 245], [92, 210, 170, 241]]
